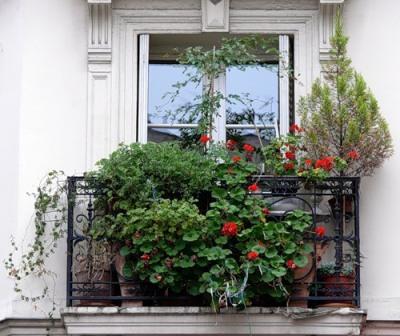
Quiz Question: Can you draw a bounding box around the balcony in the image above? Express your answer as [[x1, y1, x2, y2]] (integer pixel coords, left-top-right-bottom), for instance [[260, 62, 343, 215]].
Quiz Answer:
[[66, 176, 361, 309]]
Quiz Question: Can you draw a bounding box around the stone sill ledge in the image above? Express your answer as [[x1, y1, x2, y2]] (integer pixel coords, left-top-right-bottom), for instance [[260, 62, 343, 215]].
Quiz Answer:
[[61, 306, 367, 335]]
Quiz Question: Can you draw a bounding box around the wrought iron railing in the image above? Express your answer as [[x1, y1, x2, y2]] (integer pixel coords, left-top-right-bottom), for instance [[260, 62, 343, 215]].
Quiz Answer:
[[66, 176, 360, 307]]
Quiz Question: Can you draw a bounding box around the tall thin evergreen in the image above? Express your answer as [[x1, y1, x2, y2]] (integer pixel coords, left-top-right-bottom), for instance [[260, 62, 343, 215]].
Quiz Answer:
[[299, 11, 393, 176]]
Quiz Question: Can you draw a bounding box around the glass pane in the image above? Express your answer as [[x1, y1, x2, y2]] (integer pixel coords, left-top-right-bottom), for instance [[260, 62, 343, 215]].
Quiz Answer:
[[148, 64, 201, 124], [148, 127, 198, 145], [226, 128, 276, 149], [226, 65, 279, 126]]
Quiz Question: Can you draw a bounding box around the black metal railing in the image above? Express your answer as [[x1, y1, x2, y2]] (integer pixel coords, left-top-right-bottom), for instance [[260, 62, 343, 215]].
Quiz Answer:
[[66, 176, 360, 308]]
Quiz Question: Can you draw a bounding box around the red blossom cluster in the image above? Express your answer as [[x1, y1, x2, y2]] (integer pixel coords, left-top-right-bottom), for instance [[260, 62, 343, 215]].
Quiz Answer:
[[289, 123, 303, 133], [232, 156, 241, 163], [315, 226, 326, 237], [221, 222, 238, 237], [284, 162, 295, 171], [247, 251, 259, 261], [247, 183, 258, 192], [347, 150, 360, 160], [286, 259, 297, 269], [262, 207, 270, 216], [314, 156, 334, 171], [285, 151, 296, 160], [140, 254, 151, 262], [243, 144, 255, 153], [226, 139, 237, 151], [199, 134, 211, 144]]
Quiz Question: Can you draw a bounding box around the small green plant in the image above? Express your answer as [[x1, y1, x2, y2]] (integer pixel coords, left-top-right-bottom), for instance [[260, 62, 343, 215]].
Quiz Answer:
[[86, 142, 217, 212], [299, 12, 393, 176], [318, 263, 354, 277], [4, 170, 67, 316]]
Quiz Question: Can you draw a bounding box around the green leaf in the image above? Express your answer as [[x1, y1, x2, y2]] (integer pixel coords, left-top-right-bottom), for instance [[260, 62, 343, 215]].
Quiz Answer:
[[122, 263, 134, 279], [183, 231, 200, 242], [120, 246, 131, 257], [294, 254, 309, 268]]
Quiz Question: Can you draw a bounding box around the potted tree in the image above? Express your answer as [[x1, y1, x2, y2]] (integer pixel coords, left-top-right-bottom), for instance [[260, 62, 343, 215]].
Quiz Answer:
[[298, 12, 393, 177]]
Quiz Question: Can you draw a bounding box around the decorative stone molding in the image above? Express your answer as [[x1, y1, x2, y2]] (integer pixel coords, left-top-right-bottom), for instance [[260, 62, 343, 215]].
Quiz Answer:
[[86, 1, 115, 168], [61, 307, 366, 335], [320, 0, 344, 3], [319, 2, 343, 61], [201, 0, 229, 32]]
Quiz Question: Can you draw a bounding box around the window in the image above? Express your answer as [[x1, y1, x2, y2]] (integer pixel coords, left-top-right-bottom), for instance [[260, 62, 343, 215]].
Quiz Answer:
[[138, 34, 292, 145]]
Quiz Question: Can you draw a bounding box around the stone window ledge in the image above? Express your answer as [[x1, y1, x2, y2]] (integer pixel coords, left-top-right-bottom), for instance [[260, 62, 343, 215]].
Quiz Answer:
[[61, 306, 366, 335]]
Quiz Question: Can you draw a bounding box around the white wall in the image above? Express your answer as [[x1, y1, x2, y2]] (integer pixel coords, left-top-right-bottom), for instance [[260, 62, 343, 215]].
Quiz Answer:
[[344, 0, 400, 320], [0, 0, 88, 318], [0, 0, 23, 319]]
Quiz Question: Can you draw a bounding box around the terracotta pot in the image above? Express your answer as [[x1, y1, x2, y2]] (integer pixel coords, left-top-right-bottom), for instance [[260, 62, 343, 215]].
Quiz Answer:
[[114, 253, 143, 307], [288, 243, 328, 308], [289, 254, 314, 308], [317, 274, 355, 307]]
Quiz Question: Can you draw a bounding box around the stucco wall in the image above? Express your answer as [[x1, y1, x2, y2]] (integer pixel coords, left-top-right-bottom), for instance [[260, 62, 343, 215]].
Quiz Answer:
[[344, 0, 400, 320], [0, 0, 399, 321], [0, 0, 88, 319]]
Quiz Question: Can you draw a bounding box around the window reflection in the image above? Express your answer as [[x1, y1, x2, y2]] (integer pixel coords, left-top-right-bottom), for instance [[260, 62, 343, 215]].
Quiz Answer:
[[148, 64, 201, 125], [226, 65, 278, 126]]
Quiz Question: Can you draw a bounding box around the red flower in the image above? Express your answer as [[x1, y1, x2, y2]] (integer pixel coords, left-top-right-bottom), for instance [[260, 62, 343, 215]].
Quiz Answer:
[[221, 222, 238, 237], [289, 124, 303, 133], [226, 139, 237, 151], [315, 156, 334, 171], [284, 162, 295, 171], [347, 150, 360, 160], [285, 151, 296, 160], [286, 259, 297, 269], [140, 254, 151, 261], [304, 159, 313, 167], [248, 183, 258, 192], [243, 144, 255, 153], [199, 134, 211, 144], [262, 208, 270, 216], [315, 226, 326, 237], [232, 156, 241, 163], [247, 251, 259, 261]]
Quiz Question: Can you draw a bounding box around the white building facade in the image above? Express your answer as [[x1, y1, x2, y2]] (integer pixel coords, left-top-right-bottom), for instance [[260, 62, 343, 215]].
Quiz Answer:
[[0, 0, 399, 334]]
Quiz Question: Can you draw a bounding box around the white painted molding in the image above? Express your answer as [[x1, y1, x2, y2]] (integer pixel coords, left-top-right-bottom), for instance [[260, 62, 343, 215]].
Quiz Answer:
[[320, 0, 344, 3], [86, 2, 116, 168], [279, 35, 290, 136], [61, 307, 366, 335], [202, 0, 230, 32], [319, 3, 342, 61], [137, 34, 150, 144], [88, 0, 112, 4]]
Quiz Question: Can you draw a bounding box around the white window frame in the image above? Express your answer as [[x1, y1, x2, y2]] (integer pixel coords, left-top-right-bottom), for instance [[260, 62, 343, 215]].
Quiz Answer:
[[137, 34, 291, 144], [83, 6, 320, 167]]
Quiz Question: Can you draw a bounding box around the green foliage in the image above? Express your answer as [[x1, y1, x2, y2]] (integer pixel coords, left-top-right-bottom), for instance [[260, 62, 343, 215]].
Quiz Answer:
[[108, 199, 207, 292], [299, 11, 393, 176], [86, 142, 217, 217]]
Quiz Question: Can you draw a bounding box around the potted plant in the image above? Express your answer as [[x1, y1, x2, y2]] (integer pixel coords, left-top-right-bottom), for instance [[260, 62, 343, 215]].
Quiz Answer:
[[298, 12, 393, 177], [317, 263, 355, 308]]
